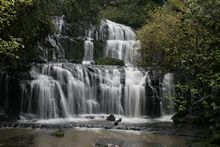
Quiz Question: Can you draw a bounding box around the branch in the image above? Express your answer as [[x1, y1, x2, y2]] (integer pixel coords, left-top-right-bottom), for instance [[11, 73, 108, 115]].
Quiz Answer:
[[192, 94, 213, 106]]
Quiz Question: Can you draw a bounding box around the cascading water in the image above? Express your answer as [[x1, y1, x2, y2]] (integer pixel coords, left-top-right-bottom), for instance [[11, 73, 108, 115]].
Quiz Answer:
[[21, 64, 162, 118], [124, 67, 147, 117], [82, 39, 94, 65], [99, 20, 140, 65], [19, 19, 175, 119], [82, 27, 95, 65]]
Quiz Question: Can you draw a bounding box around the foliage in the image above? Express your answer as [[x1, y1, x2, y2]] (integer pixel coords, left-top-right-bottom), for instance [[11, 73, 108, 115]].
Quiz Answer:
[[101, 0, 163, 28], [0, 0, 32, 71], [63, 0, 102, 36], [63, 0, 101, 24], [138, 0, 220, 125], [0, 38, 23, 70]]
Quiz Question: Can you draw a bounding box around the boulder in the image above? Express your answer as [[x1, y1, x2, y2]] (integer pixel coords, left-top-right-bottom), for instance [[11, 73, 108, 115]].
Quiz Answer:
[[116, 118, 122, 123], [114, 118, 122, 126], [106, 114, 115, 122]]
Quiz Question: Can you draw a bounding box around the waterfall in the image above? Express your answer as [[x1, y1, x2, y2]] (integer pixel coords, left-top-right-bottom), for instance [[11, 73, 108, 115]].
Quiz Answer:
[[18, 19, 175, 119], [98, 67, 124, 114], [82, 26, 95, 65], [99, 20, 140, 65], [100, 20, 136, 40], [82, 39, 94, 65], [124, 67, 147, 117]]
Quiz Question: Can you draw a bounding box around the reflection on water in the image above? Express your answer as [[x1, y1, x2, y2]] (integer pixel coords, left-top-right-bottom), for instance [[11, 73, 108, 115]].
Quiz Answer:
[[0, 128, 187, 147]]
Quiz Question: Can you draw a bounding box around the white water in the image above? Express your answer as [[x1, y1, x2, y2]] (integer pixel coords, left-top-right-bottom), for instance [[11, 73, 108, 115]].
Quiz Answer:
[[82, 40, 94, 65], [99, 20, 140, 65], [21, 64, 173, 119], [124, 67, 147, 117], [100, 20, 136, 40], [19, 114, 173, 125]]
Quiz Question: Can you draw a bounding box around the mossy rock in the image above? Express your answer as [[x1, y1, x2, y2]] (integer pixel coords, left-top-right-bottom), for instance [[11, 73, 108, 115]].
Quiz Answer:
[[96, 58, 124, 66], [51, 130, 65, 138]]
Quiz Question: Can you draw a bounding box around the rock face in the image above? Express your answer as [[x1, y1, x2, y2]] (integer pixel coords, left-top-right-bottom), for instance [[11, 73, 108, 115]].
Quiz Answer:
[[0, 71, 21, 117], [106, 114, 116, 122]]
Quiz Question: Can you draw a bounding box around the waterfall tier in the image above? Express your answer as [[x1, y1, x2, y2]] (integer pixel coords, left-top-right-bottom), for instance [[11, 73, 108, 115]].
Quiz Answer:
[[83, 19, 140, 65], [20, 63, 173, 119], [99, 20, 136, 41], [100, 20, 139, 65]]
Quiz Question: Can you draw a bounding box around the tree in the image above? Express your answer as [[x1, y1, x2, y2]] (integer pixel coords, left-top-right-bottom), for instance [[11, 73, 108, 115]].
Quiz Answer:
[[0, 0, 32, 71], [100, 0, 162, 29], [138, 0, 220, 123]]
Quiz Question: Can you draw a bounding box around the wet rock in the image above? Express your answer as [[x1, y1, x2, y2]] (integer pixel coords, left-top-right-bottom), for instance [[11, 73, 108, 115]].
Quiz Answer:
[[114, 122, 118, 126], [51, 130, 65, 138], [106, 114, 115, 121], [114, 118, 122, 126], [116, 118, 122, 123]]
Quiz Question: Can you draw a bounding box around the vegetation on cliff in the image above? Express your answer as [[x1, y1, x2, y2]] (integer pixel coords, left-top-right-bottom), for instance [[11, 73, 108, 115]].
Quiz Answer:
[[0, 0, 103, 72]]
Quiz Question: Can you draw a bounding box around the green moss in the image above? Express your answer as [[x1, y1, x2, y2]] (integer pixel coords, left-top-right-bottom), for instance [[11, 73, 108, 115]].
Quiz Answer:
[[51, 130, 64, 138], [101, 1, 161, 29], [96, 57, 124, 66], [94, 40, 105, 60]]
